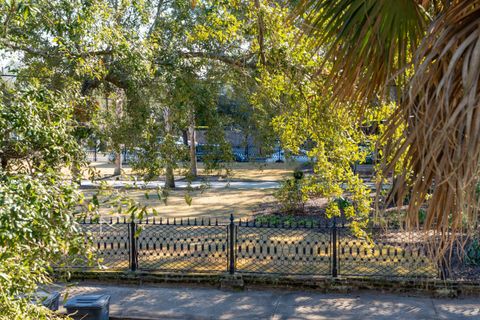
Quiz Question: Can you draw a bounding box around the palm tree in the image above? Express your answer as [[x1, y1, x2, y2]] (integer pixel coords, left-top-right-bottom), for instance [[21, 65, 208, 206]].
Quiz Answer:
[[293, 1, 480, 244]]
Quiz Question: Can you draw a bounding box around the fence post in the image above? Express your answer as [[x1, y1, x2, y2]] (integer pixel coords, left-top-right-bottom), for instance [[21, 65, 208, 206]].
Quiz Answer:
[[439, 261, 449, 280], [331, 217, 338, 277], [94, 148, 97, 162], [228, 214, 236, 275], [130, 219, 137, 271]]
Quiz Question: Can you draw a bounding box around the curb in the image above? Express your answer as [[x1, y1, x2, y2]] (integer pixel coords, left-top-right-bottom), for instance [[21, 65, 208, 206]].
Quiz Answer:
[[62, 270, 480, 297]]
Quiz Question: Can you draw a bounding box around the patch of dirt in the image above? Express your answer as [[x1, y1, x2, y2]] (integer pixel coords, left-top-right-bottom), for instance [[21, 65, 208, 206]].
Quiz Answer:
[[83, 188, 276, 222], [251, 196, 329, 219], [450, 263, 480, 281]]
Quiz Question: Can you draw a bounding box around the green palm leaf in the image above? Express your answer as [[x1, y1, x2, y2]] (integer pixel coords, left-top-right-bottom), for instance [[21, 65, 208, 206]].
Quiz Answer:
[[295, 0, 429, 102], [294, 0, 480, 259], [383, 0, 480, 237]]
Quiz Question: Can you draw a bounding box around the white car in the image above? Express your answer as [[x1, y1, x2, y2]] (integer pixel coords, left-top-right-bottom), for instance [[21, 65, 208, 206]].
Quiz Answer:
[[108, 149, 141, 164], [265, 150, 311, 163], [265, 150, 285, 163]]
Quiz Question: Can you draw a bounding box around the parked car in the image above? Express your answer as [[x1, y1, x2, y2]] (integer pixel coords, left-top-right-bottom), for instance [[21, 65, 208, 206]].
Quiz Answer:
[[265, 149, 311, 163], [108, 148, 140, 164], [265, 150, 285, 163], [196, 144, 248, 163], [195, 144, 223, 163], [233, 152, 248, 162]]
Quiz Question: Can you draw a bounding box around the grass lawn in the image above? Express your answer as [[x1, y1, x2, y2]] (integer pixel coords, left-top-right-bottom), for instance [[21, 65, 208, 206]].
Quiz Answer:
[[83, 187, 276, 222], [81, 161, 299, 182], [80, 162, 295, 222]]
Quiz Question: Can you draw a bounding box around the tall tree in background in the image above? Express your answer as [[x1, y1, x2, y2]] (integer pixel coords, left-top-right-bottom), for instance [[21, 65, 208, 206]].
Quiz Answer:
[[249, 2, 374, 231]]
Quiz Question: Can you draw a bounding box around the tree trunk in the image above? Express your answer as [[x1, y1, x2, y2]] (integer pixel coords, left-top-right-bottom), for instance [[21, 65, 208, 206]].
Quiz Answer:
[[182, 130, 188, 146], [254, 0, 266, 66], [165, 166, 175, 188], [244, 133, 250, 160], [113, 150, 122, 176], [113, 89, 125, 176], [163, 106, 175, 189], [71, 160, 81, 184], [1, 157, 7, 170], [189, 112, 197, 177]]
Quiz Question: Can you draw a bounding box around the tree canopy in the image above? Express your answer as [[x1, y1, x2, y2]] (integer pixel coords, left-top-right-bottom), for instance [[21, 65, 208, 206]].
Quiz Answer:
[[0, 0, 430, 317]]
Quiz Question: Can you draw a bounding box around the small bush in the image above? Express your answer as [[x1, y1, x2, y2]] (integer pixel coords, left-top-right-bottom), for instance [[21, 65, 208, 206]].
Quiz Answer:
[[418, 209, 427, 224], [274, 170, 306, 213], [255, 214, 316, 227], [465, 238, 480, 266]]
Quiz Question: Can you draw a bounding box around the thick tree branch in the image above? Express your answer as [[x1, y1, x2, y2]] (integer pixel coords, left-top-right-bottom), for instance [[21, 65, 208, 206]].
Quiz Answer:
[[148, 0, 166, 37], [0, 38, 112, 59], [0, 39, 52, 58], [254, 0, 266, 66], [178, 51, 257, 69]]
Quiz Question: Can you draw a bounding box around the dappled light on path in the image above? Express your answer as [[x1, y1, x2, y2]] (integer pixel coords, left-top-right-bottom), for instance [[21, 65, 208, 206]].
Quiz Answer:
[[58, 282, 480, 319]]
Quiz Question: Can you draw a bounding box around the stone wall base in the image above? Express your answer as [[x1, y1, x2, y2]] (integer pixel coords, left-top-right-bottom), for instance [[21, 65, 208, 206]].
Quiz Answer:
[[61, 271, 480, 297]]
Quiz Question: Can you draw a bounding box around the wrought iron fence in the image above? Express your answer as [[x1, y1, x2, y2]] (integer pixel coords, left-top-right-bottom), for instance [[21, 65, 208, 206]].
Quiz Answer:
[[72, 216, 440, 279], [85, 149, 110, 163], [75, 220, 130, 270], [84, 148, 130, 164], [137, 220, 228, 273]]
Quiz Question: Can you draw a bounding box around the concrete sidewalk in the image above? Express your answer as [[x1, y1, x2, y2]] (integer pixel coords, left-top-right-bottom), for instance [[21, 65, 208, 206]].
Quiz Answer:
[[55, 281, 480, 320]]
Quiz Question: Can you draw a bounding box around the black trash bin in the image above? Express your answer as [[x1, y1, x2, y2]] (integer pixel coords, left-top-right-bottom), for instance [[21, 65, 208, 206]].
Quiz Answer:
[[41, 292, 61, 311], [30, 291, 60, 311], [64, 294, 110, 320]]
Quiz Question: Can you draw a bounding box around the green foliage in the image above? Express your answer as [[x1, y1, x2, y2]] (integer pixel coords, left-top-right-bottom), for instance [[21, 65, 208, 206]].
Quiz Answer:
[[0, 173, 87, 308], [218, 85, 277, 160], [130, 111, 188, 181], [0, 3, 398, 318], [0, 81, 87, 318], [294, 0, 428, 103], [201, 125, 234, 172], [418, 209, 427, 225], [274, 170, 306, 213], [465, 238, 480, 266], [251, 3, 372, 230], [0, 83, 83, 171], [0, 0, 276, 317], [254, 214, 317, 228]]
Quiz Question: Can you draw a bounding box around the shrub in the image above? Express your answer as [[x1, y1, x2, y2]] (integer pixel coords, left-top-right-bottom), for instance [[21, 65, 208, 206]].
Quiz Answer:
[[465, 238, 480, 266], [274, 170, 306, 213], [0, 173, 87, 319]]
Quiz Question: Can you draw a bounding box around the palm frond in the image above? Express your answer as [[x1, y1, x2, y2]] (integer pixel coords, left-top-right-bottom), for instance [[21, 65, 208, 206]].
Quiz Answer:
[[295, 0, 429, 103], [382, 0, 480, 241]]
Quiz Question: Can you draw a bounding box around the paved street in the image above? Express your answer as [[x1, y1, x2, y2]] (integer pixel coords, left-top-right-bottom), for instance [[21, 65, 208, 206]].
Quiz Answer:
[[81, 179, 281, 190], [55, 281, 480, 319], [80, 180, 387, 191]]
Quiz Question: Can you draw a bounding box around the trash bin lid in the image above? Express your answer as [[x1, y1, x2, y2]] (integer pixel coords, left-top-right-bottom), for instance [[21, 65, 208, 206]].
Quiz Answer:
[[42, 292, 60, 304], [28, 291, 60, 307], [64, 294, 111, 309]]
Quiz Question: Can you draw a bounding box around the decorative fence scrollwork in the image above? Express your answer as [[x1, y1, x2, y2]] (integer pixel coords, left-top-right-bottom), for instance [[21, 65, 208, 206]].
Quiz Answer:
[[75, 218, 130, 270], [337, 227, 437, 278], [72, 215, 440, 279], [235, 220, 331, 276], [137, 219, 228, 273]]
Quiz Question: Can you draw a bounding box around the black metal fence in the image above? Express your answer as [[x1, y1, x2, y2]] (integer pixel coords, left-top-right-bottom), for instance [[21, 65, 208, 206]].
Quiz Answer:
[[84, 148, 132, 164], [74, 215, 440, 279], [85, 149, 110, 163]]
